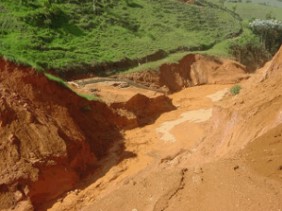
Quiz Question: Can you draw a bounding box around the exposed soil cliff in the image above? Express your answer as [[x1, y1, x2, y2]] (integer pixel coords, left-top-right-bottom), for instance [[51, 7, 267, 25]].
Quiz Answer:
[[49, 49, 282, 211], [197, 45, 282, 161], [0, 59, 123, 210], [2, 47, 282, 211], [69, 80, 176, 129], [0, 58, 176, 210], [117, 54, 248, 93]]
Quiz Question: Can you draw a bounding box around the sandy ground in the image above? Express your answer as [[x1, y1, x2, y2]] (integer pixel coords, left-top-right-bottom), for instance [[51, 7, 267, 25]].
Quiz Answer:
[[207, 88, 228, 102], [69, 80, 163, 104], [2, 53, 281, 211], [47, 84, 240, 211], [156, 109, 212, 142], [45, 47, 282, 210]]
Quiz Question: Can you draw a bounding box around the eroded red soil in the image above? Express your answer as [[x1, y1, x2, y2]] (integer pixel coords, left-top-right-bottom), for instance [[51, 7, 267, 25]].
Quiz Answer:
[[1, 50, 282, 211], [116, 54, 248, 93], [0, 59, 123, 210]]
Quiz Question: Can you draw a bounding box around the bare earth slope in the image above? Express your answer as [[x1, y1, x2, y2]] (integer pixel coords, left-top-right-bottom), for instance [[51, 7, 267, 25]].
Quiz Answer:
[[0, 59, 124, 210], [0, 59, 176, 210], [196, 46, 282, 161], [1, 48, 282, 211], [117, 54, 249, 93], [50, 50, 282, 210]]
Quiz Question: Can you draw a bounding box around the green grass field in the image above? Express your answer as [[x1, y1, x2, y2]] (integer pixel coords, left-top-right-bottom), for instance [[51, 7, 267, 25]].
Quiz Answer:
[[0, 0, 241, 74], [225, 2, 282, 20], [209, 0, 282, 20], [248, 0, 282, 7], [121, 25, 253, 74]]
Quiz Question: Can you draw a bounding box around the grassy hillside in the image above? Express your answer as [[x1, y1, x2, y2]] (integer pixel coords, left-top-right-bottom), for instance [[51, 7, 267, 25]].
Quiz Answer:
[[0, 0, 241, 74], [225, 2, 282, 20], [209, 0, 282, 20], [247, 0, 282, 7]]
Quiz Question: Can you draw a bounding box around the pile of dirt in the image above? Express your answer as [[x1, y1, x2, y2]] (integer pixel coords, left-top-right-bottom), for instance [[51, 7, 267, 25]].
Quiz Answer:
[[0, 59, 123, 210], [116, 54, 249, 93], [111, 94, 175, 127]]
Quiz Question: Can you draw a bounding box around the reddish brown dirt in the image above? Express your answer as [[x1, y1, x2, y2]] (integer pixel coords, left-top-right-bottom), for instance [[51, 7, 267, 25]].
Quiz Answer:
[[2, 47, 282, 211], [46, 84, 231, 211], [70, 81, 176, 128], [48, 49, 282, 210], [196, 46, 282, 161], [0, 59, 124, 210], [117, 54, 249, 93]]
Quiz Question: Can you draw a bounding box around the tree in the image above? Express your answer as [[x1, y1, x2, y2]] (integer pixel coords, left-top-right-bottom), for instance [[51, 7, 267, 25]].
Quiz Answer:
[[249, 19, 282, 53]]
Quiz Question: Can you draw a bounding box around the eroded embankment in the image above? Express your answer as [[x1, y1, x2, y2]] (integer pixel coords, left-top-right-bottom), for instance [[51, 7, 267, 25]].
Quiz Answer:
[[115, 54, 249, 93], [0, 52, 261, 210], [75, 49, 282, 211], [196, 46, 282, 161], [0, 59, 125, 210], [0, 58, 177, 210], [68, 80, 176, 129]]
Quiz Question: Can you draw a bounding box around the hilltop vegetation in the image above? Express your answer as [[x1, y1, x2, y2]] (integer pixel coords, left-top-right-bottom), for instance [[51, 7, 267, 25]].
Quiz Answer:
[[201, 0, 282, 71], [209, 0, 282, 20], [225, 2, 282, 20], [0, 0, 241, 74]]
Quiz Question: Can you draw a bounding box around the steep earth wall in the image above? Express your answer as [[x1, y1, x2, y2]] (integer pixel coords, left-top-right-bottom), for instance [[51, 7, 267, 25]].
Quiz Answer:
[[0, 58, 177, 210], [117, 54, 248, 93], [0, 59, 123, 210], [198, 45, 282, 161], [77, 48, 282, 211]]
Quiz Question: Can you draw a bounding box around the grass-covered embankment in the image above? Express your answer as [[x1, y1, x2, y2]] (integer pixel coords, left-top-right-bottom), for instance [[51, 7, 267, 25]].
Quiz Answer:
[[0, 0, 241, 75]]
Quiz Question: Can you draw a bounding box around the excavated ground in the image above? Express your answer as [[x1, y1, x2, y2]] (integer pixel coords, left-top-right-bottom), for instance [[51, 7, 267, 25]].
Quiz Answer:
[[47, 53, 281, 211], [46, 84, 233, 211], [114, 54, 249, 93], [0, 59, 126, 210], [1, 52, 282, 211]]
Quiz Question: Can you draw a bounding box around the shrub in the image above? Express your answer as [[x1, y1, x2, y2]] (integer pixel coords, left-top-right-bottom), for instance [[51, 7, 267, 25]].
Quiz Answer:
[[229, 30, 270, 71], [230, 84, 241, 95], [249, 19, 282, 53]]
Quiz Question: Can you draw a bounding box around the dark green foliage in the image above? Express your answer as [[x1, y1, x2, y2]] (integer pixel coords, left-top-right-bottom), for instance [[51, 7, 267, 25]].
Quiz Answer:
[[230, 84, 241, 95], [22, 4, 66, 28], [229, 29, 270, 71], [249, 19, 282, 54]]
